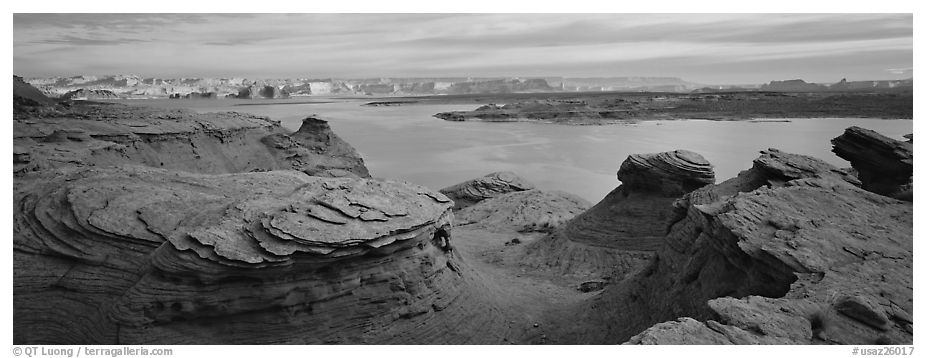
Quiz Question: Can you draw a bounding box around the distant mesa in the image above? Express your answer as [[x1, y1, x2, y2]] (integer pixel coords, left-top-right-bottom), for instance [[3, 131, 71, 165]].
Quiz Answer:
[[60, 88, 120, 100], [759, 78, 913, 92], [24, 74, 914, 101]]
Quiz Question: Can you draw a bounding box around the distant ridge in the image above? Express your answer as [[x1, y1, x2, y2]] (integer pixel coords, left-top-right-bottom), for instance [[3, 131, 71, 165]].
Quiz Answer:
[[695, 78, 912, 93], [25, 74, 913, 99]]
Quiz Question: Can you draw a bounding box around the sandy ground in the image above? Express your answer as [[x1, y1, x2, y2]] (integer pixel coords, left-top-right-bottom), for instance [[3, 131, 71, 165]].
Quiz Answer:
[[451, 227, 600, 344]]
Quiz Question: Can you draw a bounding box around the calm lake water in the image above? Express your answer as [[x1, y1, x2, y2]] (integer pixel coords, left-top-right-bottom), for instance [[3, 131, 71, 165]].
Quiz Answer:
[[118, 98, 913, 203]]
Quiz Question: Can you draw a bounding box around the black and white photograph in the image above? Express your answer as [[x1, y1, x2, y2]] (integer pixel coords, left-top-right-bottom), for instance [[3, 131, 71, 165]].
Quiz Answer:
[[9, 4, 918, 353]]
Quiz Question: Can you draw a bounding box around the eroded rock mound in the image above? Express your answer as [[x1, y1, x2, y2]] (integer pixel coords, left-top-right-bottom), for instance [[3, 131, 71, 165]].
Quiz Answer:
[[522, 150, 715, 279], [454, 189, 591, 233], [831, 126, 913, 201], [439, 171, 535, 210], [13, 166, 516, 344], [548, 149, 911, 345]]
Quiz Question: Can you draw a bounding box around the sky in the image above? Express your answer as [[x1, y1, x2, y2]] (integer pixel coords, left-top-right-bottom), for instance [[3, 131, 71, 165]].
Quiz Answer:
[[12, 13, 914, 85]]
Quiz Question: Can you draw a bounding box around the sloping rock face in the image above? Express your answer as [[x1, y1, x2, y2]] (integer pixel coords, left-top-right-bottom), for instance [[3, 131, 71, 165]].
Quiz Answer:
[[548, 149, 911, 345], [454, 189, 591, 233], [13, 103, 369, 178], [439, 171, 535, 210], [14, 75, 55, 106], [832, 126, 913, 201], [13, 166, 504, 344], [522, 150, 715, 279]]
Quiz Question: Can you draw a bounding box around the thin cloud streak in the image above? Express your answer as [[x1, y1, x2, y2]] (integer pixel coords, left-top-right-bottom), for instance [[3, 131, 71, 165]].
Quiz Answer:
[[13, 13, 913, 84]]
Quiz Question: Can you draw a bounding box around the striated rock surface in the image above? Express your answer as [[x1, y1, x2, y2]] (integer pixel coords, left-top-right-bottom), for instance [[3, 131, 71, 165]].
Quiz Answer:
[[546, 148, 911, 345], [831, 126, 913, 201], [522, 150, 715, 279], [13, 103, 369, 178], [618, 149, 715, 196], [454, 189, 590, 233], [439, 171, 535, 210], [14, 166, 522, 344]]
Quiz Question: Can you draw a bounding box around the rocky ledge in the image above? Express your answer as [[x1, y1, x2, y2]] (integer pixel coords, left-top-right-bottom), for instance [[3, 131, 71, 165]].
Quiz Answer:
[[520, 150, 715, 279], [832, 126, 912, 201], [547, 147, 911, 345], [14, 102, 369, 178], [439, 171, 535, 210]]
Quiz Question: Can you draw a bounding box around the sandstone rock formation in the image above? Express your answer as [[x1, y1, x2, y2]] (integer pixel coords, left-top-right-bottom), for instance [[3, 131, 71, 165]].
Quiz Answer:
[[545, 148, 911, 345], [13, 103, 369, 178], [522, 150, 715, 279], [14, 166, 500, 344], [439, 171, 535, 210], [832, 126, 913, 201], [13, 89, 536, 345], [454, 189, 590, 233]]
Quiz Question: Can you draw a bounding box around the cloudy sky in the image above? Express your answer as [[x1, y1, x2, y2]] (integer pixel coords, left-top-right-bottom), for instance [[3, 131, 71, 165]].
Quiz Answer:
[[13, 13, 913, 84]]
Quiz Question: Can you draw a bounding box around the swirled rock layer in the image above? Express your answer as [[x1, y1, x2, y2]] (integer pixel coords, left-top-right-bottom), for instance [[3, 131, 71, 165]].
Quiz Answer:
[[12, 166, 527, 344], [618, 150, 715, 196]]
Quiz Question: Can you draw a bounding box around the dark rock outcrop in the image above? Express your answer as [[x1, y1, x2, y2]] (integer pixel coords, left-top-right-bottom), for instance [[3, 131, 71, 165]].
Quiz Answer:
[[546, 148, 911, 345], [439, 171, 535, 210], [522, 150, 715, 279], [14, 75, 55, 107], [831, 126, 913, 201]]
